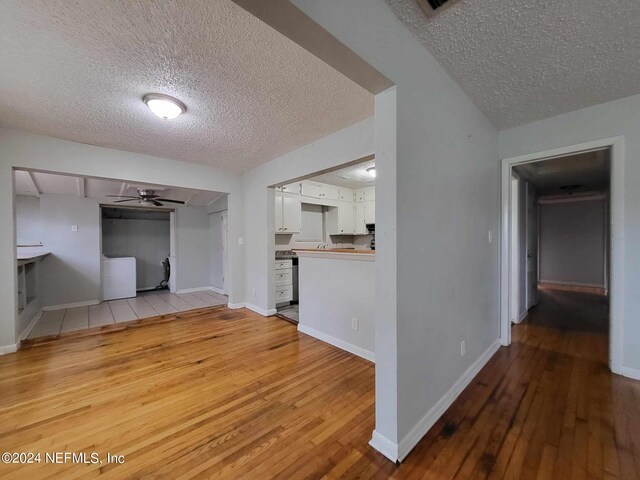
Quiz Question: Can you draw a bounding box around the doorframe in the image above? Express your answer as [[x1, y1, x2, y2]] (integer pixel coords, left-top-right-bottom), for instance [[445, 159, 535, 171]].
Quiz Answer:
[[509, 173, 520, 324], [500, 136, 625, 375]]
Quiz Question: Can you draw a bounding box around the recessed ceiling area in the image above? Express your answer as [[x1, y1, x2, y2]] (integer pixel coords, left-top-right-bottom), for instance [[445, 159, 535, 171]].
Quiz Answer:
[[310, 159, 375, 189], [386, 0, 640, 129], [0, 0, 373, 173], [513, 150, 610, 196], [14, 170, 224, 207]]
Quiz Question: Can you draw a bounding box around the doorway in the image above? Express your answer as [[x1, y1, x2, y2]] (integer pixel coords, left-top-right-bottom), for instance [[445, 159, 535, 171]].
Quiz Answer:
[[500, 137, 624, 374]]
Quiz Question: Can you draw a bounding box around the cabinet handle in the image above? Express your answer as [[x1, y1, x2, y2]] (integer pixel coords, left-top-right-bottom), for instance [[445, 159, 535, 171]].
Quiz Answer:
[[284, 227, 288, 231]]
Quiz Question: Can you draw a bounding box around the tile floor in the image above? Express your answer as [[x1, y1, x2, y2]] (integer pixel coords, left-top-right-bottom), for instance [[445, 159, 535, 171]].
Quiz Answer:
[[276, 303, 299, 323], [27, 289, 228, 339]]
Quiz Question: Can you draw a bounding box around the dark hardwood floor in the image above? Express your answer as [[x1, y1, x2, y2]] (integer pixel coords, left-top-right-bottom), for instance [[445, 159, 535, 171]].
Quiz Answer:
[[0, 290, 638, 479]]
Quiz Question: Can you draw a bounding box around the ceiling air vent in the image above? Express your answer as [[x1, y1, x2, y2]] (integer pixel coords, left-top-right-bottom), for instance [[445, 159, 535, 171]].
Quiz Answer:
[[415, 0, 461, 18]]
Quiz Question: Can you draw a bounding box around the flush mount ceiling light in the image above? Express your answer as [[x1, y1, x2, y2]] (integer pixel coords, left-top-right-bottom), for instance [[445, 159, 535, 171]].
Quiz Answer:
[[143, 93, 186, 120], [366, 166, 376, 178]]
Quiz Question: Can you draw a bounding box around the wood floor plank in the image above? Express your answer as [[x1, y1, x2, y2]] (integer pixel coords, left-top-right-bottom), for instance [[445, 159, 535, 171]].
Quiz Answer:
[[1, 289, 639, 479]]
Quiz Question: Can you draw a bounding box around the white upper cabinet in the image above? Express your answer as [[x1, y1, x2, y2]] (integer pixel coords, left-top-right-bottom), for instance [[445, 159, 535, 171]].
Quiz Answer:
[[338, 188, 353, 201], [302, 181, 339, 201], [364, 200, 375, 224], [277, 182, 301, 195], [355, 186, 375, 203], [275, 193, 301, 234], [354, 203, 367, 234], [327, 202, 355, 235]]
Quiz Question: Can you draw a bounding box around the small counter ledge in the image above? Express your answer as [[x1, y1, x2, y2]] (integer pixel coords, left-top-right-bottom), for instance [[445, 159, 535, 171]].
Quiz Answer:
[[293, 248, 374, 261]]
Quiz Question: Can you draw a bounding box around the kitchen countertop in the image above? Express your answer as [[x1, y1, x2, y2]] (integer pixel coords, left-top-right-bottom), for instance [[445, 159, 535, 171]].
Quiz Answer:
[[294, 248, 375, 261]]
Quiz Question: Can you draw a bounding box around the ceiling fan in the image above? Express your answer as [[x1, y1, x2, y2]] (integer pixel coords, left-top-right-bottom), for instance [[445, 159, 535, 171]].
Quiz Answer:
[[106, 189, 185, 207]]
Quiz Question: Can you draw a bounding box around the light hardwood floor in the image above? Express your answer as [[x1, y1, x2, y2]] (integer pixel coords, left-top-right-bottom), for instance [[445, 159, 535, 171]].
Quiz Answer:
[[1, 291, 639, 479], [26, 290, 228, 339]]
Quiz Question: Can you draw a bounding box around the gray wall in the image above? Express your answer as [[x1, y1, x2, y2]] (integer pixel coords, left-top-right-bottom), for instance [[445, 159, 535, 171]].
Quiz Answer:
[[175, 205, 211, 291], [295, 0, 500, 456], [539, 199, 606, 286], [499, 92, 640, 373], [38, 194, 102, 307], [15, 195, 42, 245], [209, 211, 226, 291], [102, 216, 170, 290]]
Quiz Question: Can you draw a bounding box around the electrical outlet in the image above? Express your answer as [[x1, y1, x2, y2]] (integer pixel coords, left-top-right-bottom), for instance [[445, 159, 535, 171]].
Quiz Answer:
[[488, 231, 493, 243], [238, 237, 244, 246], [351, 317, 359, 331], [252, 288, 256, 297], [460, 340, 466, 357], [71, 225, 78, 232]]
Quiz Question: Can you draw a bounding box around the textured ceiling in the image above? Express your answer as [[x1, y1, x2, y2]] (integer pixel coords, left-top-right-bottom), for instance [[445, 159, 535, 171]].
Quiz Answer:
[[386, 0, 640, 129], [311, 159, 376, 189], [14, 170, 224, 207], [0, 0, 373, 173], [513, 150, 609, 195]]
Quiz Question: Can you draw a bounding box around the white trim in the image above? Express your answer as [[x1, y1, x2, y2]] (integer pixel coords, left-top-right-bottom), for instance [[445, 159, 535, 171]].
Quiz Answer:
[[501, 136, 625, 377], [42, 299, 100, 311], [297, 323, 375, 363], [244, 302, 277, 316], [19, 310, 43, 341], [0, 344, 19, 355], [227, 302, 245, 309], [397, 340, 501, 462], [176, 286, 214, 294], [210, 286, 227, 295], [618, 366, 640, 381], [539, 280, 605, 288], [369, 430, 399, 463]]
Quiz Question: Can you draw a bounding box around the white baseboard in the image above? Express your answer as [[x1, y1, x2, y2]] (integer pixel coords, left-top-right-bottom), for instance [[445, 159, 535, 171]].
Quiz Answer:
[[515, 310, 528, 323], [618, 366, 640, 381], [297, 323, 375, 363], [42, 299, 100, 311], [227, 302, 245, 309], [19, 310, 43, 342], [244, 303, 277, 316], [396, 339, 501, 462], [369, 430, 399, 463], [176, 286, 214, 294], [210, 286, 227, 295], [0, 344, 18, 355]]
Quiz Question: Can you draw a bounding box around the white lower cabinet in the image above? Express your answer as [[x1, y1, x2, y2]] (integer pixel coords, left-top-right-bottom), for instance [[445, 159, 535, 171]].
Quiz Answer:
[[274, 259, 293, 303], [275, 193, 301, 234]]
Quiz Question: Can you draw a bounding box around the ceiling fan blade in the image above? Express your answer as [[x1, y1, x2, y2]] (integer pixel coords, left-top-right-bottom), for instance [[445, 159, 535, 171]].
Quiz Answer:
[[155, 198, 185, 204], [114, 198, 137, 203], [106, 195, 139, 199], [151, 200, 164, 207]]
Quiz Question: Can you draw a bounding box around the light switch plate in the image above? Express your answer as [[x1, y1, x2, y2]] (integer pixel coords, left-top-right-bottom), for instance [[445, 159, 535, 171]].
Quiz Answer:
[[71, 225, 78, 232]]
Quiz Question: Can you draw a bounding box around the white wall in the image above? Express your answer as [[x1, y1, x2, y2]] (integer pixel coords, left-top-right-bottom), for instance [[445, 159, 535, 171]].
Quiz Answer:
[[1, 128, 244, 347], [298, 256, 375, 360], [539, 199, 606, 287], [242, 117, 374, 313], [499, 93, 640, 374], [38, 194, 102, 307], [294, 0, 500, 460], [102, 216, 170, 290]]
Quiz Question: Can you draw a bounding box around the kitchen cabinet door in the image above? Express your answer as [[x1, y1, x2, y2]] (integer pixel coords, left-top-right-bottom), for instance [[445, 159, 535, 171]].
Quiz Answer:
[[364, 200, 375, 224], [275, 194, 284, 233], [354, 203, 367, 234], [337, 202, 354, 234], [338, 188, 353, 201], [282, 196, 301, 234]]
